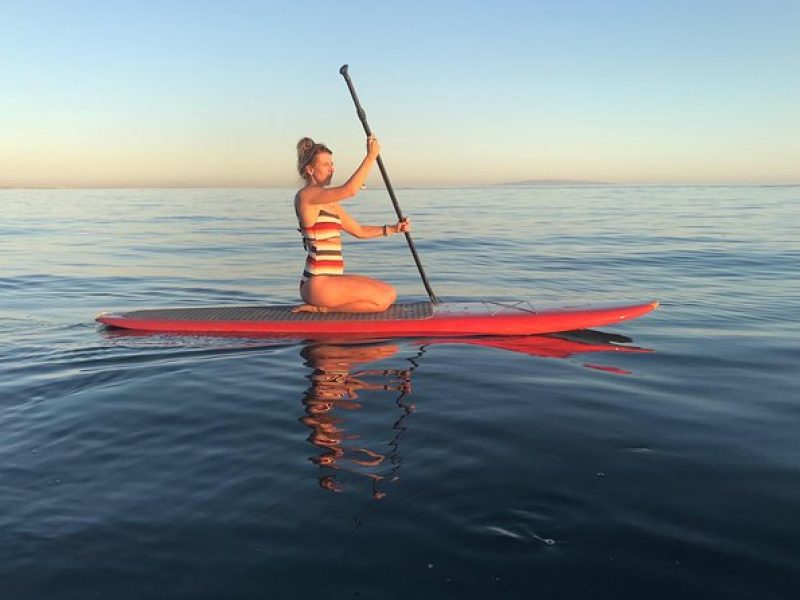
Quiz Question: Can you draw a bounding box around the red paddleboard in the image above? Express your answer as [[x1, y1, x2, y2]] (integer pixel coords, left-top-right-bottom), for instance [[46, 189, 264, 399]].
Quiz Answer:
[[96, 300, 658, 337]]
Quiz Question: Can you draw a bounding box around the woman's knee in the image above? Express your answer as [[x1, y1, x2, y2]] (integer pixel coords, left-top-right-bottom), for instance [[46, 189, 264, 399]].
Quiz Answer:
[[376, 285, 397, 311]]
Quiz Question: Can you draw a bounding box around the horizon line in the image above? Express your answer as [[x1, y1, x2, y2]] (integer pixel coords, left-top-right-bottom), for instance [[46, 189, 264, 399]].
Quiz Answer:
[[2, 181, 799, 190]]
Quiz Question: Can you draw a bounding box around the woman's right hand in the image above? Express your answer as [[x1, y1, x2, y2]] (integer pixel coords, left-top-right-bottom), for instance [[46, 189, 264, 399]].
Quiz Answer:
[[366, 134, 380, 158]]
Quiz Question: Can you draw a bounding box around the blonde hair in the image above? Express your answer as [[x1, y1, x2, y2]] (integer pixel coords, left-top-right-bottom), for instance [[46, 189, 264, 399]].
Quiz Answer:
[[296, 137, 332, 182]]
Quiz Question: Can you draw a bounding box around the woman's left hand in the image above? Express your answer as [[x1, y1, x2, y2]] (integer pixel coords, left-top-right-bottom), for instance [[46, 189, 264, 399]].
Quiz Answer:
[[393, 218, 411, 234]]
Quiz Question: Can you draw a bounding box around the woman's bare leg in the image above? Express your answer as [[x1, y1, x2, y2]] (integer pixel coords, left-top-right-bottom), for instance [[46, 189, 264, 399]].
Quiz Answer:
[[295, 275, 397, 313]]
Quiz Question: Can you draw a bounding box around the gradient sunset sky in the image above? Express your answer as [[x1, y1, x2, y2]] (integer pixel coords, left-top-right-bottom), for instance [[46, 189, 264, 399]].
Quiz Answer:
[[2, 0, 798, 187]]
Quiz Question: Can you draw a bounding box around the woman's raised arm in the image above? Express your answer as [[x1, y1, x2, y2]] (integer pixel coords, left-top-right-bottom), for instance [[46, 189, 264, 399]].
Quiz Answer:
[[301, 136, 381, 206]]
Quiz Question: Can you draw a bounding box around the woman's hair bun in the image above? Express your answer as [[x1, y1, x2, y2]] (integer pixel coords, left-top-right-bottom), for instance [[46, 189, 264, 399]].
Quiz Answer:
[[297, 137, 315, 158]]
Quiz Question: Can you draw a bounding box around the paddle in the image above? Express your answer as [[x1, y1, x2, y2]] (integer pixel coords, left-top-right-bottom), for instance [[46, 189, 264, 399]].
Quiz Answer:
[[339, 64, 439, 304]]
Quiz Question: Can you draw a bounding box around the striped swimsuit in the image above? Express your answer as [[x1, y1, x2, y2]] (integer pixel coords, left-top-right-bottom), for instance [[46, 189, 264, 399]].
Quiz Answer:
[[299, 208, 344, 283]]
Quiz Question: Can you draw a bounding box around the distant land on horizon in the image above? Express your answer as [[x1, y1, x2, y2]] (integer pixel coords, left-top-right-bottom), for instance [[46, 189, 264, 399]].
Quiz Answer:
[[495, 179, 609, 187]]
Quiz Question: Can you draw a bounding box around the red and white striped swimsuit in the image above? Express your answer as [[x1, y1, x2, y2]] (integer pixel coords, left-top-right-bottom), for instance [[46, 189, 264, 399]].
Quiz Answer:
[[300, 208, 344, 283]]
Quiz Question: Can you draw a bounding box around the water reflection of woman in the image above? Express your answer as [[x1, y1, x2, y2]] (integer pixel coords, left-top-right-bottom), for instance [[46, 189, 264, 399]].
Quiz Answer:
[[299, 342, 413, 499], [297, 332, 649, 498]]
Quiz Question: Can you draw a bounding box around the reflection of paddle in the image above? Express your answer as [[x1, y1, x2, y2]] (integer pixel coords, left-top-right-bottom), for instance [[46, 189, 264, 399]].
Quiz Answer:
[[557, 329, 633, 345], [339, 64, 439, 304]]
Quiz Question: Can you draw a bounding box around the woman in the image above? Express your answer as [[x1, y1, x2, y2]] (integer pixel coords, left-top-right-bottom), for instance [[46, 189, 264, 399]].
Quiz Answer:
[[293, 135, 410, 313]]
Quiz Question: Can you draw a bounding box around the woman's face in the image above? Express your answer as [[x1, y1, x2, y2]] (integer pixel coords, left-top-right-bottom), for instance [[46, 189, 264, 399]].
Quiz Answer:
[[308, 151, 334, 185]]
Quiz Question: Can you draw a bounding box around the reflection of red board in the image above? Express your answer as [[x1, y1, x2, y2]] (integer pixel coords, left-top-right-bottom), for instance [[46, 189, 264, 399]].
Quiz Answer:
[[96, 300, 658, 337], [419, 330, 654, 375], [424, 334, 653, 359]]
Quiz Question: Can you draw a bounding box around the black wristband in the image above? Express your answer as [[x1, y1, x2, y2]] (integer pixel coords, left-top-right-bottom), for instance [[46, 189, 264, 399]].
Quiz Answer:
[[383, 225, 388, 236]]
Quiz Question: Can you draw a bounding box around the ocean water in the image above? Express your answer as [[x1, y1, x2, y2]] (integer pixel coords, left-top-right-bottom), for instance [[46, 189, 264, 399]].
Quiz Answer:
[[1, 185, 798, 599]]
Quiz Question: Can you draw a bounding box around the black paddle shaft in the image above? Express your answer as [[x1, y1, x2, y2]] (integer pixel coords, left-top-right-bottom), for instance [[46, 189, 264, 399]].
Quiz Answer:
[[339, 64, 439, 304]]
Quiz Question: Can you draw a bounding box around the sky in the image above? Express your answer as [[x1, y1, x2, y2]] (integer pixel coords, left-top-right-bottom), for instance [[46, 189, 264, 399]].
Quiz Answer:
[[1, 0, 798, 187]]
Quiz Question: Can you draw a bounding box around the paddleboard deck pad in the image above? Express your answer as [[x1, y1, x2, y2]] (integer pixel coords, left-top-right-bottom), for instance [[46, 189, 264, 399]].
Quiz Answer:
[[96, 300, 658, 337]]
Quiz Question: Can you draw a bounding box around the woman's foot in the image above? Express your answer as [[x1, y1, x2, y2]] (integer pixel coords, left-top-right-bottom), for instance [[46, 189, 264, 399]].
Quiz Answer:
[[292, 304, 329, 313]]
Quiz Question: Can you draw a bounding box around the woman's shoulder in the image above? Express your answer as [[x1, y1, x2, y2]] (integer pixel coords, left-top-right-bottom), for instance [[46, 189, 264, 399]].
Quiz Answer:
[[296, 186, 321, 204]]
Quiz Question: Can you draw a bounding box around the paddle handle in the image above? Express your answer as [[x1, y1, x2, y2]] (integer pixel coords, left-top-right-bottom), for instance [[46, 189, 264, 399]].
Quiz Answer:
[[339, 64, 439, 304]]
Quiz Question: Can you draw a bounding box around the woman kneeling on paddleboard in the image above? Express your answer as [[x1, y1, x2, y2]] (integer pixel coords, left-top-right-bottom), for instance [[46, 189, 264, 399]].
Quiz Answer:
[[293, 135, 410, 313]]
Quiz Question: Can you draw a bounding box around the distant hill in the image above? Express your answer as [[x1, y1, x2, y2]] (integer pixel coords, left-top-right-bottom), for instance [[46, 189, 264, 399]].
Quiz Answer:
[[496, 179, 608, 187]]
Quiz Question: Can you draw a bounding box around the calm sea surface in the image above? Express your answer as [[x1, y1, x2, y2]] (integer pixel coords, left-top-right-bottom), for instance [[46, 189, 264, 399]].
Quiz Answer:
[[1, 186, 798, 599]]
